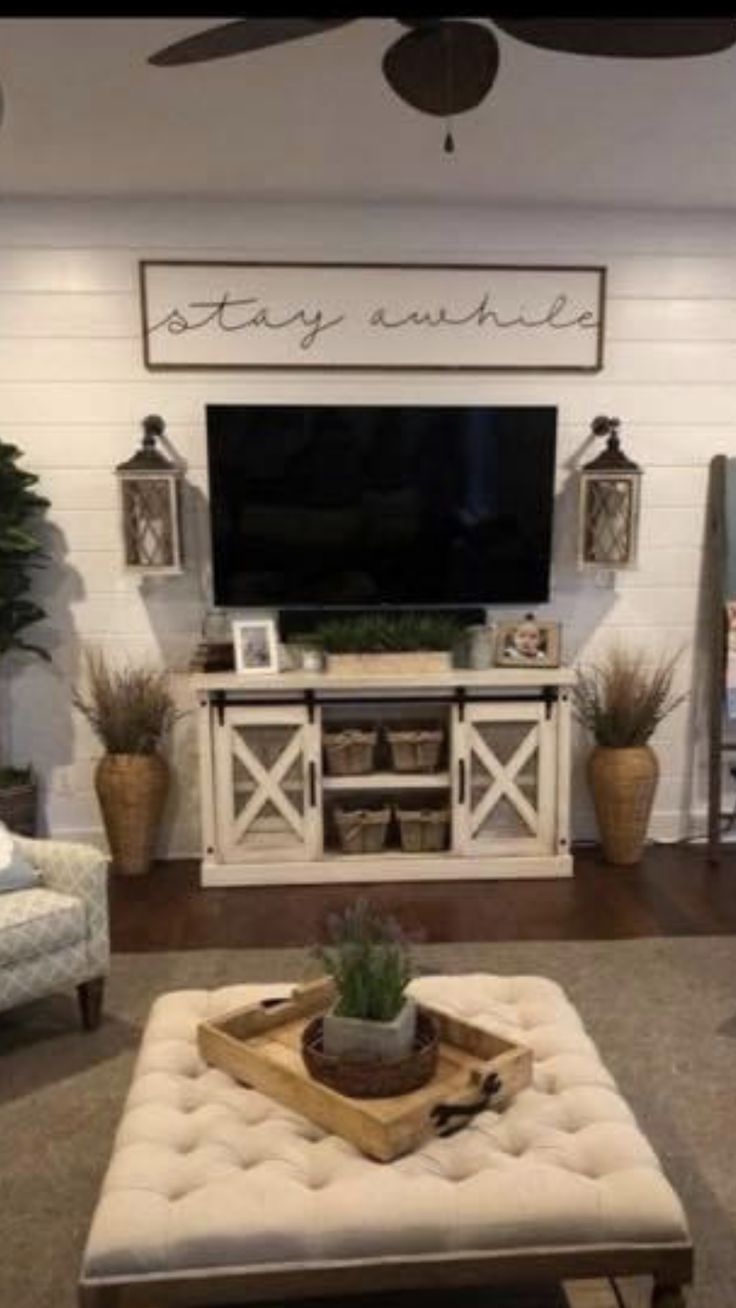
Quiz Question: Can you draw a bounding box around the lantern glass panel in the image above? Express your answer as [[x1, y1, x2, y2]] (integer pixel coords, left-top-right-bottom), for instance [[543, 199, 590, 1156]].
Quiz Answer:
[[581, 475, 638, 567], [121, 477, 175, 568]]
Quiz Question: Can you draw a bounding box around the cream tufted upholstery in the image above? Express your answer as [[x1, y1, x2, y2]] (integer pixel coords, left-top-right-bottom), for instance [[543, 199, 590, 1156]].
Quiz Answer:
[[81, 973, 689, 1296]]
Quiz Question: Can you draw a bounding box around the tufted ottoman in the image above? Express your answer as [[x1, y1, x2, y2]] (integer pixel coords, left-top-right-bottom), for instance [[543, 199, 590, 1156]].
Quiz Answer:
[[79, 974, 692, 1308]]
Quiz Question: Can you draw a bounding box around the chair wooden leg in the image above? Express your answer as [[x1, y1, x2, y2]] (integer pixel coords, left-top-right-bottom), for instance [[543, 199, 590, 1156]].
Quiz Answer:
[[77, 977, 105, 1031], [652, 1282, 687, 1308]]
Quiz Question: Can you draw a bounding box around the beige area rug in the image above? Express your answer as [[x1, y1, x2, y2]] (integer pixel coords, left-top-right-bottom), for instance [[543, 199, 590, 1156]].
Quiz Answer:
[[2, 937, 735, 1308]]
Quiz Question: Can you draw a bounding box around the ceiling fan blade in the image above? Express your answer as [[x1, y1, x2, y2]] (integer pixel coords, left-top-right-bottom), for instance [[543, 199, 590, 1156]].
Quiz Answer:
[[148, 18, 356, 67], [383, 20, 499, 117], [491, 18, 736, 59]]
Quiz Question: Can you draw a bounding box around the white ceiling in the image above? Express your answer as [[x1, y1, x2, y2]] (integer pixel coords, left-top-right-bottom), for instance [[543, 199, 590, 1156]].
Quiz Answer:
[[2, 17, 736, 208]]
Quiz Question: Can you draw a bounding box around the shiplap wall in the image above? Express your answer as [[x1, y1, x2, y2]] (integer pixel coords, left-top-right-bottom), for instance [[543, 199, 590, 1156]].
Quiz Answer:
[[1, 198, 730, 854]]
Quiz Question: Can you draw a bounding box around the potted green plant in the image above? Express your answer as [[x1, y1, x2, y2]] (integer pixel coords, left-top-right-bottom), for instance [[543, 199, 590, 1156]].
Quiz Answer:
[[0, 440, 50, 835], [300, 612, 464, 675], [314, 899, 415, 1062], [73, 648, 181, 875], [573, 644, 685, 865]]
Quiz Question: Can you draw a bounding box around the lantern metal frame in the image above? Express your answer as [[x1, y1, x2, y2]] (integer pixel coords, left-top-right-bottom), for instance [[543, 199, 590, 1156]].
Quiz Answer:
[[116, 415, 184, 575], [577, 415, 642, 571]]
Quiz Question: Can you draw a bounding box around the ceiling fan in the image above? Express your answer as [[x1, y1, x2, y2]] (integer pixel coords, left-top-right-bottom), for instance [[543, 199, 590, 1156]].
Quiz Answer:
[[148, 18, 736, 153]]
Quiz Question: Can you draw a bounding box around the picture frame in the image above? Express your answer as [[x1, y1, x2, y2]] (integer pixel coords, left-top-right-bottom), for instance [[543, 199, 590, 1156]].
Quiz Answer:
[[139, 260, 605, 372], [232, 619, 279, 675], [494, 616, 561, 668]]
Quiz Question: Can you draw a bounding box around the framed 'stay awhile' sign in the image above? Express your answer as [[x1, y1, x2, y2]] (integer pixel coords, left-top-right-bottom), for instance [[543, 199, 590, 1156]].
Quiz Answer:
[[139, 261, 606, 372]]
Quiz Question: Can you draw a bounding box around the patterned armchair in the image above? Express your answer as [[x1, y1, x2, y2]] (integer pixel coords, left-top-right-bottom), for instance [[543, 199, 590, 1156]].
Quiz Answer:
[[0, 836, 109, 1029]]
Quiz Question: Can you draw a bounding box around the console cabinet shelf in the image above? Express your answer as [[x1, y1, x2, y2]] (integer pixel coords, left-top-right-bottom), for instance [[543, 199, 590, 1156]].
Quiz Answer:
[[192, 668, 573, 886], [323, 773, 451, 791]]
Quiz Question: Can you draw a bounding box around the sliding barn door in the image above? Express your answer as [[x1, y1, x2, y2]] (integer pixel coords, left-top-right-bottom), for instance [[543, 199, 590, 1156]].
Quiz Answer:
[[214, 705, 321, 863], [453, 702, 556, 856]]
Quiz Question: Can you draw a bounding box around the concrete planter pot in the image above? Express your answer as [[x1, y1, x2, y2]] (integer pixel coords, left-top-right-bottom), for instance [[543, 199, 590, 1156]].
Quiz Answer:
[[322, 996, 417, 1063]]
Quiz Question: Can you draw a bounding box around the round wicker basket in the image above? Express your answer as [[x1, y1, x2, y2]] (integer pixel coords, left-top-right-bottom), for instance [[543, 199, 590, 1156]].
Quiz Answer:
[[302, 1010, 439, 1098], [0, 779, 37, 836]]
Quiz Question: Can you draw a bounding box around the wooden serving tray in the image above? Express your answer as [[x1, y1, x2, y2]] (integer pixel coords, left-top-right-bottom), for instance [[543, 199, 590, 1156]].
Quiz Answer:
[[198, 978, 532, 1162]]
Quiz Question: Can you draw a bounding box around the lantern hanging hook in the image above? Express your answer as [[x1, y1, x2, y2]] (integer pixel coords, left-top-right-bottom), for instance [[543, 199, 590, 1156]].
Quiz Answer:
[[591, 415, 620, 450], [141, 414, 165, 449]]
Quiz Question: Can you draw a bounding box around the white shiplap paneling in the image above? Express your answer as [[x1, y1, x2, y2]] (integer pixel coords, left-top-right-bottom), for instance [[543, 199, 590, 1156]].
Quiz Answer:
[[1, 198, 731, 853]]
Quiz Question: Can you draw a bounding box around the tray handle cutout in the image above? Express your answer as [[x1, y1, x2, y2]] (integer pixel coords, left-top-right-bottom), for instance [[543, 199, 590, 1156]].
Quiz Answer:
[[430, 1070, 502, 1138]]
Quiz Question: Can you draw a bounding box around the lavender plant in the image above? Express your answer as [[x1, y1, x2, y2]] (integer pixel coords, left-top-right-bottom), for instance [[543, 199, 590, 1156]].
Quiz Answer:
[[314, 898, 413, 1022]]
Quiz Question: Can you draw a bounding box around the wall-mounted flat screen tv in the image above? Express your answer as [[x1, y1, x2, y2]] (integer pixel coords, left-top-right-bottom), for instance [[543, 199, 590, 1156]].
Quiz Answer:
[[206, 404, 557, 610]]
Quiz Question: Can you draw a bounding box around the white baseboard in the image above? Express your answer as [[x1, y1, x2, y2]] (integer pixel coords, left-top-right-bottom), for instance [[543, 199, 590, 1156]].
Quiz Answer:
[[45, 826, 108, 851], [46, 809, 724, 861], [44, 827, 202, 860]]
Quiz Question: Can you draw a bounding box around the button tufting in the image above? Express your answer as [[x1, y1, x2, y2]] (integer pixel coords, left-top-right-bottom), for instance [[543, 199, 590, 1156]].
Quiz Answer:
[[506, 1141, 527, 1157], [83, 978, 691, 1282]]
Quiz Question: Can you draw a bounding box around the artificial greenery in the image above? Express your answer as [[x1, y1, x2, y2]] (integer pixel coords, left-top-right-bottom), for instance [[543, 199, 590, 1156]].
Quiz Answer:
[[573, 645, 686, 748], [73, 648, 182, 755], [293, 612, 463, 655], [0, 441, 49, 662], [314, 898, 413, 1023]]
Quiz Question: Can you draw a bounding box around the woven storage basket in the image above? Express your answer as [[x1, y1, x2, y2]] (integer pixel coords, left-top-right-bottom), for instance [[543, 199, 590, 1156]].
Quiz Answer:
[[386, 726, 444, 773], [0, 780, 37, 836], [334, 805, 390, 854], [302, 1010, 439, 1098], [396, 807, 450, 853], [324, 728, 378, 776]]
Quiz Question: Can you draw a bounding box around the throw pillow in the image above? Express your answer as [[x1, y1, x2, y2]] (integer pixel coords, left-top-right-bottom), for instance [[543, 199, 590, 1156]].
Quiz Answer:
[[0, 821, 41, 892]]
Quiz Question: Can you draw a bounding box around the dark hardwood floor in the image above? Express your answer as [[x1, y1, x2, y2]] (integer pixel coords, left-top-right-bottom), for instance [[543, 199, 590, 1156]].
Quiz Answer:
[[110, 843, 736, 951]]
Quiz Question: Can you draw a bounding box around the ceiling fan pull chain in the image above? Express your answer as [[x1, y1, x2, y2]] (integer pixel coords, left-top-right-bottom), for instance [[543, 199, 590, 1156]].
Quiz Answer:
[[443, 23, 455, 154]]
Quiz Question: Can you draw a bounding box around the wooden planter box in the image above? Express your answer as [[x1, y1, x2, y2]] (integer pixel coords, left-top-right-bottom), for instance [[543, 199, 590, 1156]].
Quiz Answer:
[[327, 652, 451, 676]]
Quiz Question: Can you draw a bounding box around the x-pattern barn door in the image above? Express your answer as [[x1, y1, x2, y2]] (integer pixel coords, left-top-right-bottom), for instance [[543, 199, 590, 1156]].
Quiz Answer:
[[454, 702, 555, 856], [214, 705, 321, 862]]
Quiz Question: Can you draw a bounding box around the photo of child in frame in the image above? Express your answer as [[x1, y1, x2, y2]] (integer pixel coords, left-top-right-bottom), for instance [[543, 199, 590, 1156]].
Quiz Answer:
[[241, 629, 270, 667], [495, 614, 560, 668]]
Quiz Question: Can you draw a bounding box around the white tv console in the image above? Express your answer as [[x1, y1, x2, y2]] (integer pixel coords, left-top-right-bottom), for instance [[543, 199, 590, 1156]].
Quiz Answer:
[[192, 666, 573, 887]]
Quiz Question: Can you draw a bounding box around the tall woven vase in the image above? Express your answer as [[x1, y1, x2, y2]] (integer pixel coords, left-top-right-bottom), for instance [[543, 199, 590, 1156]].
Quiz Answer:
[[95, 754, 169, 876], [587, 745, 659, 866]]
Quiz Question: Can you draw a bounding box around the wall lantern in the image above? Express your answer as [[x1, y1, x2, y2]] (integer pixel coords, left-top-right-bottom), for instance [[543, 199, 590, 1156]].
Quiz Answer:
[[116, 415, 183, 574], [578, 415, 642, 570]]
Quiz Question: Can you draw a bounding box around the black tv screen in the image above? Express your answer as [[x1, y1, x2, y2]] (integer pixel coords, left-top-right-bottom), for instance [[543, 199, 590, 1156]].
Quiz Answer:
[[206, 404, 557, 609]]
